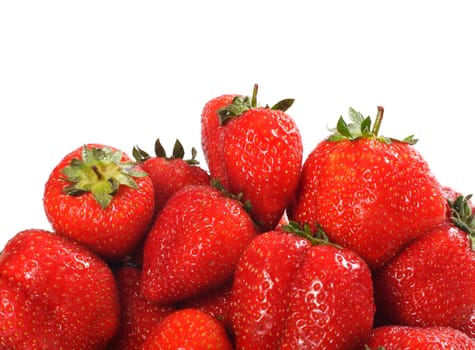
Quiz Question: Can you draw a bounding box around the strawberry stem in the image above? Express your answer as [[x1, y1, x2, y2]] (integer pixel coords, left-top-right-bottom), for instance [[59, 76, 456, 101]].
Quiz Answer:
[[371, 106, 384, 136], [251, 83, 258, 108]]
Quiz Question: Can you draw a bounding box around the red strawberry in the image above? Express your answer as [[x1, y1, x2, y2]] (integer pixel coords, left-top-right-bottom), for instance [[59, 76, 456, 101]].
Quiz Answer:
[[133, 138, 210, 213], [373, 194, 475, 329], [177, 280, 233, 329], [43, 144, 155, 260], [0, 229, 120, 349], [201, 84, 303, 231], [288, 107, 447, 270], [229, 223, 375, 349], [201, 93, 239, 189], [364, 325, 475, 349], [141, 308, 233, 350], [140, 184, 258, 304], [107, 266, 174, 350]]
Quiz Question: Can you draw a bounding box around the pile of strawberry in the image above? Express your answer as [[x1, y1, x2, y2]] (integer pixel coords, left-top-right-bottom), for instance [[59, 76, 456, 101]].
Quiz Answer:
[[1, 84, 475, 349]]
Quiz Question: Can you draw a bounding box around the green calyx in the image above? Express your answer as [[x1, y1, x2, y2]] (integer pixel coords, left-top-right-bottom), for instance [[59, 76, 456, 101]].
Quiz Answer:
[[282, 221, 340, 248], [328, 106, 417, 145], [448, 194, 475, 250], [210, 178, 253, 214], [133, 138, 200, 165], [217, 83, 294, 126], [62, 145, 147, 209]]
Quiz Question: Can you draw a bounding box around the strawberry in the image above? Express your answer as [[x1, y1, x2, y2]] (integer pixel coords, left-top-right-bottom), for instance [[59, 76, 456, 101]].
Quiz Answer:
[[0, 229, 120, 349], [140, 184, 258, 304], [201, 84, 303, 231], [141, 308, 233, 350], [373, 194, 475, 330], [288, 107, 447, 270], [43, 144, 155, 260], [229, 223, 375, 349], [461, 311, 475, 340], [133, 138, 210, 213], [364, 325, 475, 349], [176, 279, 233, 329], [107, 266, 174, 350]]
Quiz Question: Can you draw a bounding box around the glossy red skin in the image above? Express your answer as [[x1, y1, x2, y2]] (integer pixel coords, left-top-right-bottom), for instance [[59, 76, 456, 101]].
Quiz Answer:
[[374, 223, 475, 329], [177, 280, 233, 329], [141, 308, 233, 350], [140, 184, 258, 304], [289, 138, 447, 270], [365, 325, 475, 349], [201, 94, 238, 189], [140, 156, 210, 213], [223, 107, 303, 231], [0, 229, 120, 349], [107, 267, 174, 350], [43, 143, 155, 261], [229, 230, 375, 349]]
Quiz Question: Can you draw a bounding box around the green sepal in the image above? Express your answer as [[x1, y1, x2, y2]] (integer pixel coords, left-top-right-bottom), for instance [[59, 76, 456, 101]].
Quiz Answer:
[[282, 221, 341, 248], [62, 145, 147, 209], [448, 194, 475, 250], [133, 138, 200, 166], [210, 178, 253, 214]]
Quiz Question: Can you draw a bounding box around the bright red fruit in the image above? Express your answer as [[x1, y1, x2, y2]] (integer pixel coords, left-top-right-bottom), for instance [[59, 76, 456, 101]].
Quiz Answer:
[[201, 85, 303, 231], [140, 184, 258, 304], [43, 144, 155, 260], [373, 195, 475, 330], [133, 138, 210, 213], [364, 325, 475, 349], [107, 266, 174, 350], [289, 107, 447, 270], [141, 308, 233, 350], [229, 224, 375, 349], [0, 229, 120, 349]]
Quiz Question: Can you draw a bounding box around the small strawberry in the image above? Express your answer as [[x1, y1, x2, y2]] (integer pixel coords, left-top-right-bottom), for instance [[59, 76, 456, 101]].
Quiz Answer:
[[229, 223, 375, 349], [133, 138, 210, 213], [141, 308, 233, 350], [43, 144, 155, 260], [288, 107, 447, 270], [177, 280, 233, 329], [140, 184, 258, 305], [107, 266, 174, 350], [364, 325, 475, 349], [373, 194, 475, 330], [201, 84, 303, 231], [0, 229, 120, 349]]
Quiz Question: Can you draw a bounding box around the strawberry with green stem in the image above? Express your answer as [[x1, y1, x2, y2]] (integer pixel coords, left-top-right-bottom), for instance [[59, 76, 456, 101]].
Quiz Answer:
[[133, 138, 210, 213], [201, 84, 303, 231], [43, 144, 155, 260], [288, 107, 447, 270]]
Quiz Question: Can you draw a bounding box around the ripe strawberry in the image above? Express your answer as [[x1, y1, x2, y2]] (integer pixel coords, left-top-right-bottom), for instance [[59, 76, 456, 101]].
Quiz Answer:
[[177, 280, 233, 329], [373, 194, 475, 329], [201, 84, 303, 231], [0, 229, 120, 349], [140, 184, 258, 304], [133, 138, 210, 213], [107, 266, 174, 350], [43, 144, 155, 260], [229, 223, 375, 349], [364, 325, 475, 349], [141, 308, 233, 350], [288, 107, 447, 270]]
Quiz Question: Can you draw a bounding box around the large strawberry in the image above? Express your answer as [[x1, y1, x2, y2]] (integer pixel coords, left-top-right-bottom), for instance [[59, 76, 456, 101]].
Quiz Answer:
[[43, 144, 155, 260], [288, 107, 447, 270], [141, 308, 233, 350], [140, 184, 258, 304], [107, 266, 174, 350], [229, 223, 375, 349], [0, 229, 120, 349], [373, 194, 475, 330], [364, 325, 475, 349], [133, 138, 210, 213], [201, 85, 303, 231]]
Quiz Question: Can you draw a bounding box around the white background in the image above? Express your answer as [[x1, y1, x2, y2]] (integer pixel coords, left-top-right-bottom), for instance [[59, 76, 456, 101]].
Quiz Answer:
[[1, 1, 474, 249]]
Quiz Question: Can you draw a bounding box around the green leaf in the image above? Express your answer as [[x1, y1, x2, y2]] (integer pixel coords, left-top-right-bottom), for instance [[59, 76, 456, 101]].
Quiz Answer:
[[336, 116, 352, 138], [172, 139, 185, 159], [271, 98, 294, 112], [154, 138, 167, 158]]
